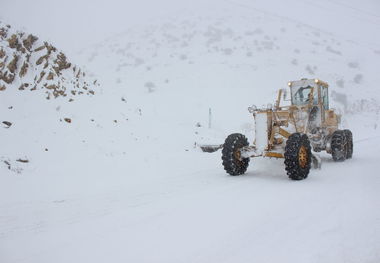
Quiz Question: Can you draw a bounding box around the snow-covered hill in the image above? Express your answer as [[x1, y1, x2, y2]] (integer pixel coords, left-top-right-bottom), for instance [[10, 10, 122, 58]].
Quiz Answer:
[[0, 22, 98, 101], [1, 1, 380, 263], [76, 7, 380, 140]]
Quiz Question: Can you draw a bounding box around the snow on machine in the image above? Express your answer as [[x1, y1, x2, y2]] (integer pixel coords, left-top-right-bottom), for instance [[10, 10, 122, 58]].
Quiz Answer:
[[222, 78, 353, 180]]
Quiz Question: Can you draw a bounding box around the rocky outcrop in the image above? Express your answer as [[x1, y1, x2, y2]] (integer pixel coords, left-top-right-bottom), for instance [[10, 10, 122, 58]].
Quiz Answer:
[[0, 21, 98, 101]]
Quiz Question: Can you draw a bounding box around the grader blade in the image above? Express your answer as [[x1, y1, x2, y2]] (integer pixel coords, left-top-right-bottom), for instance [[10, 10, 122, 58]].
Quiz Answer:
[[199, 144, 223, 153]]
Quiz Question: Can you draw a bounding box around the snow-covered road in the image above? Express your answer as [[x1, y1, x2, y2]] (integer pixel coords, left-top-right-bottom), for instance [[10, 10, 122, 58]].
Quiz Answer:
[[1, 131, 379, 263]]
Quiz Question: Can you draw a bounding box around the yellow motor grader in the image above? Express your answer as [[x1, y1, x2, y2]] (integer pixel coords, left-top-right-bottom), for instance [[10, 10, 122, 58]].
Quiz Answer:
[[222, 78, 353, 180]]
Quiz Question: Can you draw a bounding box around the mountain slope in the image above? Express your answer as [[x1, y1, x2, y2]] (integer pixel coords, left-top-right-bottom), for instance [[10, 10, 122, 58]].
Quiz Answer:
[[0, 22, 97, 101]]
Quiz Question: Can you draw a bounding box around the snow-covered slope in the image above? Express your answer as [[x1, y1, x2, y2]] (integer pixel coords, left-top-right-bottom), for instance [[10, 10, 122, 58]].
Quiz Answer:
[[0, 22, 98, 101], [76, 6, 380, 140], [1, 1, 380, 263]]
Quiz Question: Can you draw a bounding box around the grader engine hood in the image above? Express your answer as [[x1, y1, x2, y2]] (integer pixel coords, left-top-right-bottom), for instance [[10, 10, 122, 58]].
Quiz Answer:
[[254, 112, 269, 152]]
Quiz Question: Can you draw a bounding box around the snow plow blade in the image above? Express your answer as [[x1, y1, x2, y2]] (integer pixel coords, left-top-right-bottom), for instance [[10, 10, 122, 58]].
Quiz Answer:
[[199, 144, 223, 153]]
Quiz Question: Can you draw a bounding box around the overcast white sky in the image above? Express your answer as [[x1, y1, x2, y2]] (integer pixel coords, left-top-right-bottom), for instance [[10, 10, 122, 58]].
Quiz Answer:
[[0, 0, 201, 54], [1, 0, 380, 57]]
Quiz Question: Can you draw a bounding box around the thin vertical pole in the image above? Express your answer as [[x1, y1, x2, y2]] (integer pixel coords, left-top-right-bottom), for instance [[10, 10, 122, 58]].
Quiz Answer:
[[208, 108, 212, 129]]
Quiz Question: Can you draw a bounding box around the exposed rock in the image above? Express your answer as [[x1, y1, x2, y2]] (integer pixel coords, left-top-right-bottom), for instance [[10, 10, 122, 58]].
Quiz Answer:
[[1, 72, 15, 84], [46, 84, 58, 90], [36, 54, 48, 65], [18, 83, 29, 90], [16, 158, 29, 163], [7, 54, 18, 73], [22, 34, 38, 51], [3, 160, 11, 170], [7, 34, 19, 49], [64, 118, 71, 123], [0, 27, 8, 39], [34, 45, 45, 52], [37, 71, 46, 83], [19, 47, 26, 54], [53, 52, 71, 73], [19, 61, 28, 77], [2, 121, 12, 128], [45, 42, 57, 54], [75, 69, 81, 78], [45, 84, 67, 98], [1, 22, 97, 101], [46, 71, 54, 80]]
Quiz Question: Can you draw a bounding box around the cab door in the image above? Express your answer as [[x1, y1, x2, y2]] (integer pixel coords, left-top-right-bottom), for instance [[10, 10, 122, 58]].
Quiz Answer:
[[308, 85, 324, 131]]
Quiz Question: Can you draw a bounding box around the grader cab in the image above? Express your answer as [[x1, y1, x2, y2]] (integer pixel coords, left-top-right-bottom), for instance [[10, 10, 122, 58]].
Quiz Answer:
[[222, 78, 353, 180]]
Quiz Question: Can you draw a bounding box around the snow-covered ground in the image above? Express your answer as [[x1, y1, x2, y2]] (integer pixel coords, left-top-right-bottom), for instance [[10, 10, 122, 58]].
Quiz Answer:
[[1, 0, 380, 262]]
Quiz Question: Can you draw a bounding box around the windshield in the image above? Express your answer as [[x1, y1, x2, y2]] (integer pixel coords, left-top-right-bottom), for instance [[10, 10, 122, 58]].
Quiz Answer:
[[321, 86, 329, 109], [291, 85, 317, 106]]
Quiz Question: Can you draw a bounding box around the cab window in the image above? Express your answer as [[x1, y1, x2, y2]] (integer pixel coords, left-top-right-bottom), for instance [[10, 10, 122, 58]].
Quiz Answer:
[[291, 86, 318, 106], [321, 86, 329, 109]]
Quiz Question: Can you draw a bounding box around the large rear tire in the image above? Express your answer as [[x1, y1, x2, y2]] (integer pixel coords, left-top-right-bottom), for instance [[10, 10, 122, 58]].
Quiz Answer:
[[284, 133, 312, 180], [331, 130, 347, 162], [222, 133, 250, 176]]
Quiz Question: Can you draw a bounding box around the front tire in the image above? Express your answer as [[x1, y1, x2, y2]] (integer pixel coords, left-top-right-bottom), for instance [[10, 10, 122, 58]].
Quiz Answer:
[[222, 133, 250, 176], [284, 133, 312, 180]]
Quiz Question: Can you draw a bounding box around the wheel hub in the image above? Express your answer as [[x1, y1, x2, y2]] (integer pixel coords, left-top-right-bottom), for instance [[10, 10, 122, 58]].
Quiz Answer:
[[298, 146, 308, 168], [234, 150, 242, 161]]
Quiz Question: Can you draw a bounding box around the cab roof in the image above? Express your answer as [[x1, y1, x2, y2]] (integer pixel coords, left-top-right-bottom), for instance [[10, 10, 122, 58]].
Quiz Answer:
[[288, 78, 329, 88]]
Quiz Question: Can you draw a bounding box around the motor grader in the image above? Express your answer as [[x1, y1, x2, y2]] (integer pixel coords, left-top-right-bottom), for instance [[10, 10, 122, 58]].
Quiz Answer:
[[222, 78, 353, 180]]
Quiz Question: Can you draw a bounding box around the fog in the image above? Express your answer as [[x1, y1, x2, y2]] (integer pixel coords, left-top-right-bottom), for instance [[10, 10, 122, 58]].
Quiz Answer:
[[0, 0, 215, 56], [1, 0, 380, 57]]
